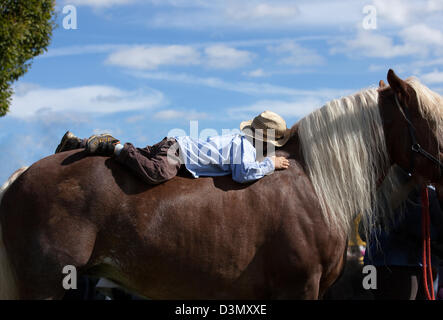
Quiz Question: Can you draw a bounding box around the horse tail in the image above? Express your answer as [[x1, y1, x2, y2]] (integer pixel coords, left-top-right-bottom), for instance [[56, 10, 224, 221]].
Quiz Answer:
[[0, 167, 28, 299]]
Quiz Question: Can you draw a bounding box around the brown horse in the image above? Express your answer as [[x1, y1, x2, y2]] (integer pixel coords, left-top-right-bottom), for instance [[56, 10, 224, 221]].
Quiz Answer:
[[0, 70, 442, 300]]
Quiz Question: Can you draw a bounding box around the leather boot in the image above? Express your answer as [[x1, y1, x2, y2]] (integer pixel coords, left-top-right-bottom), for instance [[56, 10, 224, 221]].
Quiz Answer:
[[55, 131, 83, 154], [86, 134, 120, 156]]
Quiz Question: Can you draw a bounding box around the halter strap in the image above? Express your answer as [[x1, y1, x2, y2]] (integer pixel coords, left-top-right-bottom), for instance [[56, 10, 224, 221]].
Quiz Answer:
[[394, 94, 443, 176]]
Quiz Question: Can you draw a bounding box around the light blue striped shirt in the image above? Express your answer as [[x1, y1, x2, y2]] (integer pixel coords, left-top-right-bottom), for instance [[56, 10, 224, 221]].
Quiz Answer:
[[173, 134, 274, 183]]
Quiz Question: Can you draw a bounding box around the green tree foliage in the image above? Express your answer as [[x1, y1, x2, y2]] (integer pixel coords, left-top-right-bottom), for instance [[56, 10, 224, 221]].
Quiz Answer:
[[0, 0, 55, 116]]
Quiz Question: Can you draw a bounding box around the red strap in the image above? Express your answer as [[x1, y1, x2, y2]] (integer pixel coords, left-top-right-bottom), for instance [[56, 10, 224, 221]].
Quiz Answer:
[[422, 187, 435, 300]]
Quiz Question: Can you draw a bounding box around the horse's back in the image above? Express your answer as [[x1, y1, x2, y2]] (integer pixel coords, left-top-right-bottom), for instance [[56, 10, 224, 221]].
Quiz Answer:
[[1, 149, 346, 299]]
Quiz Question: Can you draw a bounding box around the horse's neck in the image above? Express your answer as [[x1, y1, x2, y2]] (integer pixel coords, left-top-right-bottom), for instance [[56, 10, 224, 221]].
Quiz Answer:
[[273, 126, 307, 171], [381, 167, 418, 211]]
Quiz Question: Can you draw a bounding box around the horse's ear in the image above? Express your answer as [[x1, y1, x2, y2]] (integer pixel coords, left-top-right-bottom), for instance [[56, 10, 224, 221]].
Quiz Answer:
[[387, 69, 410, 105], [379, 80, 387, 88]]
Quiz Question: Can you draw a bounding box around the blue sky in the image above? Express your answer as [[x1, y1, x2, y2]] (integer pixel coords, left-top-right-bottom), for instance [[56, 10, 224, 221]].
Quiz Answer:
[[1, 0, 443, 182]]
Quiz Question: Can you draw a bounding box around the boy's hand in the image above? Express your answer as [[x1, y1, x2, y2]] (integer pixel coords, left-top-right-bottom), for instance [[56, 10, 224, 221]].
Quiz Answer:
[[271, 156, 290, 170]]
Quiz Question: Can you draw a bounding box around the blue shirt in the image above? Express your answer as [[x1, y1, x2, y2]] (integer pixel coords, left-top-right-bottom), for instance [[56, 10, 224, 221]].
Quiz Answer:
[[173, 134, 275, 183]]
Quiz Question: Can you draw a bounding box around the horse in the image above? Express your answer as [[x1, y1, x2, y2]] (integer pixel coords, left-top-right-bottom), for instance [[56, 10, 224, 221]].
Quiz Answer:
[[0, 69, 442, 300]]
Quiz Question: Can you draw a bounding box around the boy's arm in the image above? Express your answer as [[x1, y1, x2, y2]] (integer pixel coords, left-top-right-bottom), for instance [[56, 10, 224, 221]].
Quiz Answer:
[[231, 157, 275, 183], [230, 137, 289, 183]]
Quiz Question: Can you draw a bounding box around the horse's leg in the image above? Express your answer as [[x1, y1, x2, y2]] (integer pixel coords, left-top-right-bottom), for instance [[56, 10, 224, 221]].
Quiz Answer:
[[0, 162, 101, 300], [268, 249, 324, 300], [272, 272, 322, 299], [299, 273, 322, 299], [318, 245, 348, 299], [268, 212, 346, 300], [3, 207, 97, 299]]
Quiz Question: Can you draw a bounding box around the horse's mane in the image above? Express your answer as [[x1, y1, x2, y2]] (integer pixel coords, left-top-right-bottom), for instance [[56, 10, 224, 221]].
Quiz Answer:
[[406, 77, 443, 153], [296, 87, 403, 239]]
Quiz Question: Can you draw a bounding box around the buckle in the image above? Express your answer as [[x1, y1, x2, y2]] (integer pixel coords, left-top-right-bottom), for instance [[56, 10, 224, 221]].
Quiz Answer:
[[412, 143, 421, 152]]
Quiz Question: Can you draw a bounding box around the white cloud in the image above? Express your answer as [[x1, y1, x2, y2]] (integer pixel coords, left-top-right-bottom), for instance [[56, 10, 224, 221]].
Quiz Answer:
[[43, 44, 123, 58], [106, 45, 200, 70], [268, 41, 324, 66], [330, 29, 424, 58], [368, 64, 387, 72], [368, 58, 443, 77], [400, 24, 443, 49], [106, 44, 253, 70], [225, 3, 298, 21], [125, 114, 146, 123], [63, 0, 215, 9], [228, 98, 325, 120], [371, 0, 414, 26], [331, 23, 443, 59], [65, 0, 442, 33], [153, 109, 208, 120], [371, 0, 443, 27], [243, 69, 267, 78], [133, 71, 353, 97], [138, 0, 211, 7], [63, 0, 135, 8], [427, 0, 443, 11], [130, 70, 354, 120], [13, 83, 41, 96], [148, 0, 362, 30], [414, 58, 443, 68], [421, 70, 443, 84], [10, 83, 166, 118], [204, 45, 253, 69], [41, 37, 325, 61]]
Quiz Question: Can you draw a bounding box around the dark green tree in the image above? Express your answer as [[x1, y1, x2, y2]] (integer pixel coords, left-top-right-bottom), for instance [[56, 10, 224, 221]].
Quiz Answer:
[[0, 0, 55, 116]]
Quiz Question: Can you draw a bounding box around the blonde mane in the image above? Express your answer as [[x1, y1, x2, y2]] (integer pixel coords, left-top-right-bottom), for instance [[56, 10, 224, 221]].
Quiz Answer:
[[297, 78, 442, 240], [298, 88, 398, 239], [406, 77, 443, 152]]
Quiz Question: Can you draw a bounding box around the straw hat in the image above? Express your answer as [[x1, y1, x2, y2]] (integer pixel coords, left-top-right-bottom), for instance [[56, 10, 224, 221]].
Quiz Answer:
[[240, 110, 291, 147]]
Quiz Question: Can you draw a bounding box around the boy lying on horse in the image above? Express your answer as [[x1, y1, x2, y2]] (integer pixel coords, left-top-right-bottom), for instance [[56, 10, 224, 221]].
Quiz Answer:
[[55, 111, 290, 184]]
